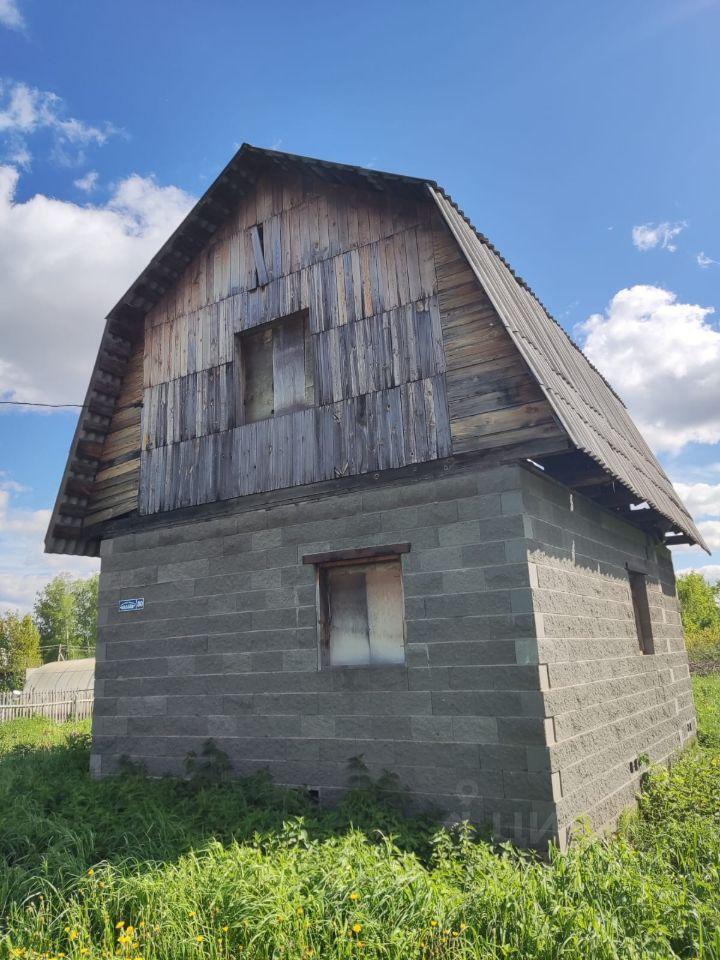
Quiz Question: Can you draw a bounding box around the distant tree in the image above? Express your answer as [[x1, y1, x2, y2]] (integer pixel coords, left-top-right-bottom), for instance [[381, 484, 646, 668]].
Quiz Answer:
[[677, 572, 720, 662], [33, 573, 99, 662], [74, 574, 99, 657], [0, 612, 41, 691], [677, 572, 720, 635]]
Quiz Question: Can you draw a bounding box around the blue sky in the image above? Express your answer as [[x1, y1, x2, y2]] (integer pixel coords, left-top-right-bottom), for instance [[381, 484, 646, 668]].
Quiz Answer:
[[0, 0, 718, 610]]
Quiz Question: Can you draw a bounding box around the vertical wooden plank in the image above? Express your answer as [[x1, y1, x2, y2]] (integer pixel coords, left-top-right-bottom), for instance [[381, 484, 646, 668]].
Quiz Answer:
[[334, 255, 348, 326], [350, 248, 364, 323], [359, 244, 373, 320], [405, 228, 423, 302], [417, 222, 437, 298], [393, 231, 411, 306], [317, 195, 330, 260], [366, 563, 404, 664], [273, 315, 306, 414], [432, 373, 452, 458]]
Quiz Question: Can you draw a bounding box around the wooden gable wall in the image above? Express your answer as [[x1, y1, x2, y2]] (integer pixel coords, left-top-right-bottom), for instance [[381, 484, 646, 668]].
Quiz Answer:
[[80, 171, 570, 528], [137, 173, 452, 514], [430, 212, 565, 455]]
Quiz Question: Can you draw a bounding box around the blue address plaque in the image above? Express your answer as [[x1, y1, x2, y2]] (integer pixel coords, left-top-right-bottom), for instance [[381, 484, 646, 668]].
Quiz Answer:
[[118, 598, 145, 613]]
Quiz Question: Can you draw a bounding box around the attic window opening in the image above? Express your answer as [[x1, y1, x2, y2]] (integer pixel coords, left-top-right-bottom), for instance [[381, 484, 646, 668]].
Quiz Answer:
[[316, 555, 406, 668], [249, 223, 268, 287], [234, 311, 314, 425], [628, 569, 654, 655]]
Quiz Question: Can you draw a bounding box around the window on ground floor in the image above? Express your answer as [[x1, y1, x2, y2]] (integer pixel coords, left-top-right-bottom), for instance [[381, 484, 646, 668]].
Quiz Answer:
[[628, 569, 654, 654], [316, 554, 406, 667]]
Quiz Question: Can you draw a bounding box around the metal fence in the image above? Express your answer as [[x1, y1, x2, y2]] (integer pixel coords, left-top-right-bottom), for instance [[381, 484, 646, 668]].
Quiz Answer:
[[0, 688, 94, 723]]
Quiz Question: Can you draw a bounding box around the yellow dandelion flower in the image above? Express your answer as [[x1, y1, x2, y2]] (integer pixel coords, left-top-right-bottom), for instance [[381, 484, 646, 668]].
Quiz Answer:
[[139, 921, 145, 928], [352, 923, 362, 934], [188, 911, 196, 918], [195, 935, 204, 943], [116, 921, 125, 930], [460, 923, 468, 931], [349, 891, 359, 901], [69, 931, 79, 941], [452, 930, 459, 937], [222, 926, 229, 933], [296, 906, 304, 915], [87, 868, 95, 876], [430, 920, 438, 927]]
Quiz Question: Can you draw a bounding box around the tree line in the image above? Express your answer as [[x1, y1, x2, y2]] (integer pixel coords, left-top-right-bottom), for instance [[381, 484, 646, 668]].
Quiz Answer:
[[677, 571, 720, 664], [0, 573, 98, 691]]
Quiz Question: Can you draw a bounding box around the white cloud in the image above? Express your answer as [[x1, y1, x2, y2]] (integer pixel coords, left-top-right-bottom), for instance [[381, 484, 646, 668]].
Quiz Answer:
[[631, 221, 686, 252], [0, 478, 99, 614], [697, 251, 717, 268], [0, 164, 194, 405], [578, 285, 720, 452], [74, 170, 99, 193], [0, 0, 24, 30], [673, 481, 720, 518], [0, 80, 119, 168], [673, 563, 720, 585], [696, 520, 720, 553]]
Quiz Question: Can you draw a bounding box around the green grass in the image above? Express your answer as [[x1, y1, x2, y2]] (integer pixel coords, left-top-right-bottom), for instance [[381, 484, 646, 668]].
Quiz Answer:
[[693, 673, 720, 749], [0, 677, 719, 960]]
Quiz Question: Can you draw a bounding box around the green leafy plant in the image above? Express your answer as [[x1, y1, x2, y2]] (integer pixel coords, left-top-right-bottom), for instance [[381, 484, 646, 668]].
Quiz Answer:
[[184, 738, 232, 785]]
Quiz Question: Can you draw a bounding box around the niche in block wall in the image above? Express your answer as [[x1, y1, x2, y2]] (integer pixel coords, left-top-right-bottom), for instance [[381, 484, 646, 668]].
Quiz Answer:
[[234, 310, 315, 424]]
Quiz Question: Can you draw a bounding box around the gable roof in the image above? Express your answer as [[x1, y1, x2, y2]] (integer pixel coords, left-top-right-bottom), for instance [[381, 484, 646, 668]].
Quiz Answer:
[[45, 144, 708, 555]]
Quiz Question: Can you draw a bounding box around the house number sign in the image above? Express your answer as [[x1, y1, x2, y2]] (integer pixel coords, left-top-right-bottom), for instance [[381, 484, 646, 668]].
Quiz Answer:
[[118, 598, 145, 612]]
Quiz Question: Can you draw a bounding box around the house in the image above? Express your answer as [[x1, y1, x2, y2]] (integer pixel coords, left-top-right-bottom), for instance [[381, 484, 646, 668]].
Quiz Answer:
[[45, 145, 707, 849]]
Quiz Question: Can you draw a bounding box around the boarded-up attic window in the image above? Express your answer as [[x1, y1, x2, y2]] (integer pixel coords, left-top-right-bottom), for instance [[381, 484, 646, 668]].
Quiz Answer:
[[629, 570, 654, 655], [235, 311, 314, 424], [319, 558, 405, 667]]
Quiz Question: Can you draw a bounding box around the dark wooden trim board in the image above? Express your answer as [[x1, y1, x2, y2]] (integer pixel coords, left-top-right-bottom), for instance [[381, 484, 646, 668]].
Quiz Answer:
[[302, 543, 411, 566]]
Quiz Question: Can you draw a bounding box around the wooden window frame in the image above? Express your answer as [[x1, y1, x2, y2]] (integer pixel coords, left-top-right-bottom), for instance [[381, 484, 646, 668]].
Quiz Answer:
[[310, 546, 409, 669], [234, 310, 314, 426], [627, 566, 654, 655]]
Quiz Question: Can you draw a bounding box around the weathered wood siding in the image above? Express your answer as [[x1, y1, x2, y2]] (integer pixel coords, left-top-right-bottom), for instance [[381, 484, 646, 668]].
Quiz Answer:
[[138, 175, 451, 514], [430, 213, 564, 455], [85, 339, 143, 526]]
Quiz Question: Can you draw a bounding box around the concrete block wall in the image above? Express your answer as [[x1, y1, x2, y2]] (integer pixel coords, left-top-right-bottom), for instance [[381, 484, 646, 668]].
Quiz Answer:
[[519, 467, 695, 846], [93, 460, 695, 848], [94, 462, 560, 847]]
